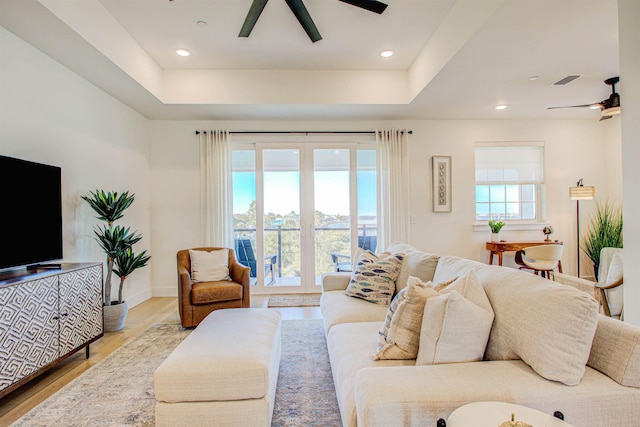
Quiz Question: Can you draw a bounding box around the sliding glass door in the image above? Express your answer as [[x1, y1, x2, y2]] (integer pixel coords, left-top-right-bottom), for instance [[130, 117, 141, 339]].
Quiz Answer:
[[232, 142, 376, 293]]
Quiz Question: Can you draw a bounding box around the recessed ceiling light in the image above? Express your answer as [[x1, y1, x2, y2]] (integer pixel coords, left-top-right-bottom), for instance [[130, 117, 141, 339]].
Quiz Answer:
[[495, 104, 508, 110], [175, 49, 191, 57], [528, 76, 539, 81], [380, 50, 394, 58], [196, 20, 207, 27]]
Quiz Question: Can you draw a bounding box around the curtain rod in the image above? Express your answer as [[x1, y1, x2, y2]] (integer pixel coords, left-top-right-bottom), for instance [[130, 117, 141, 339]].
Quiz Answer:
[[194, 130, 412, 135]]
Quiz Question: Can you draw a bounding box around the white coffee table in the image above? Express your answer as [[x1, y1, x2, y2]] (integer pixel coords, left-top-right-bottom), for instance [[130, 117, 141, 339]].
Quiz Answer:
[[445, 401, 573, 426]]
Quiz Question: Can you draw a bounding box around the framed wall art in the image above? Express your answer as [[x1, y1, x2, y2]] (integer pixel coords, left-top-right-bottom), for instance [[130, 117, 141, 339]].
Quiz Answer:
[[432, 155, 452, 213]]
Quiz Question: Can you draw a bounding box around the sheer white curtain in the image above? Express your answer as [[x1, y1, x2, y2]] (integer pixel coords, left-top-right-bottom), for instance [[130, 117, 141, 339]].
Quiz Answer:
[[376, 129, 410, 250], [199, 129, 233, 247]]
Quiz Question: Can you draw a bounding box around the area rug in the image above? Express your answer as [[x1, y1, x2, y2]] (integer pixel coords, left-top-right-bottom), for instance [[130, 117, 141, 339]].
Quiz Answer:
[[12, 319, 341, 427], [268, 293, 322, 307]]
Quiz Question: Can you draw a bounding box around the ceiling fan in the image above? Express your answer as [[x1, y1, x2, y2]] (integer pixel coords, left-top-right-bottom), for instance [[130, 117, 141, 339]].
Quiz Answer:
[[238, 0, 388, 43], [547, 77, 621, 121]]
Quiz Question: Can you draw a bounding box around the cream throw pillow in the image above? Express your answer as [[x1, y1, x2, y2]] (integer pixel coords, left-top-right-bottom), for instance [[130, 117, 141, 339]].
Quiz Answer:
[[416, 270, 495, 365], [345, 251, 404, 305], [371, 277, 439, 360], [189, 249, 231, 283]]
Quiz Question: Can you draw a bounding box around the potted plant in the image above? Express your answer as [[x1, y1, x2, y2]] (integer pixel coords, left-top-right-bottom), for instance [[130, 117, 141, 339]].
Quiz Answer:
[[542, 225, 554, 241], [488, 220, 505, 242], [82, 190, 150, 331], [581, 201, 622, 279]]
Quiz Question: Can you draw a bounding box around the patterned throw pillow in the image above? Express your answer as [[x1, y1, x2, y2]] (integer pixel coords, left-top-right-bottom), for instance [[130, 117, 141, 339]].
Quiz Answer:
[[345, 251, 404, 305], [371, 276, 439, 360]]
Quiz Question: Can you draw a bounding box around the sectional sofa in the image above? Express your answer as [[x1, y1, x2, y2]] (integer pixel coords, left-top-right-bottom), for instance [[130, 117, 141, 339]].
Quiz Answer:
[[320, 243, 640, 427]]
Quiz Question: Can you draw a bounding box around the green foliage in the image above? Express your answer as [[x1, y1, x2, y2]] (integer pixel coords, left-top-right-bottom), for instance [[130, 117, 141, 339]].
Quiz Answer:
[[83, 190, 149, 306], [488, 220, 505, 233], [113, 248, 151, 304], [581, 201, 623, 269], [93, 225, 142, 259], [81, 190, 135, 225]]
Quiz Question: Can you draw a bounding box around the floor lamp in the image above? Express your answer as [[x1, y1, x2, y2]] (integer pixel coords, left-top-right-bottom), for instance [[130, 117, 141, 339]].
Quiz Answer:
[[569, 179, 595, 277]]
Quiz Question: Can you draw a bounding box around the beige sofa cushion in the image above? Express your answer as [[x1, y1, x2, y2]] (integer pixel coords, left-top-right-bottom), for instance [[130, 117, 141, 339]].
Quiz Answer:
[[386, 242, 440, 292], [372, 278, 439, 360], [345, 251, 404, 305], [354, 360, 640, 427], [588, 314, 640, 387], [320, 290, 389, 333], [478, 266, 599, 386], [326, 321, 414, 427], [417, 271, 494, 365]]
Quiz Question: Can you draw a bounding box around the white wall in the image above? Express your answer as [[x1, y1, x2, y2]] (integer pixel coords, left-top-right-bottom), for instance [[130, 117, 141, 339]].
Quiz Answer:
[[619, 0, 640, 326], [149, 118, 618, 296], [0, 26, 152, 307]]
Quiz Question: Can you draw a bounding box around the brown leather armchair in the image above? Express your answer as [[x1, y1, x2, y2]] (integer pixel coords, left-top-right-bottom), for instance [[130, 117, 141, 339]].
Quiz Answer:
[[177, 247, 251, 328]]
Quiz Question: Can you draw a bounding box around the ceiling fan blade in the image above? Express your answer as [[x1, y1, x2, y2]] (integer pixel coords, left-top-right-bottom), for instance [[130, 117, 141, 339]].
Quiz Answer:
[[339, 0, 388, 14], [599, 114, 613, 121], [284, 0, 322, 42], [546, 103, 600, 110], [239, 0, 269, 37]]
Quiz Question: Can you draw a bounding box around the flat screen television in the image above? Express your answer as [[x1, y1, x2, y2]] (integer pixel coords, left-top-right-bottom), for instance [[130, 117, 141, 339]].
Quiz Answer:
[[0, 155, 63, 271]]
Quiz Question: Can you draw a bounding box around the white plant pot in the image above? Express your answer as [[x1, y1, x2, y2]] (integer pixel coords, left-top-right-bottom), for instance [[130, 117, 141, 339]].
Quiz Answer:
[[103, 301, 128, 332], [490, 232, 500, 242]]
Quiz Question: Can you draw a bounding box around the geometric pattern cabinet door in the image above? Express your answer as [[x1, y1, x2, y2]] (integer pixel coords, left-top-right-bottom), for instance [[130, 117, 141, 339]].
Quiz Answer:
[[58, 265, 103, 356], [0, 263, 103, 398], [0, 276, 59, 392]]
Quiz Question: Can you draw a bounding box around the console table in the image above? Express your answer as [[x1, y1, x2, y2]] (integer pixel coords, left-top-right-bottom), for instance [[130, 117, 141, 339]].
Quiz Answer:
[[0, 263, 103, 398], [486, 240, 563, 271]]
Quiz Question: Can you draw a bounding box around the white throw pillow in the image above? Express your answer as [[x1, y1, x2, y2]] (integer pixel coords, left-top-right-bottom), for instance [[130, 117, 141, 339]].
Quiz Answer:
[[371, 277, 439, 360], [189, 249, 231, 283], [416, 270, 495, 365], [604, 253, 624, 316], [345, 251, 404, 305]]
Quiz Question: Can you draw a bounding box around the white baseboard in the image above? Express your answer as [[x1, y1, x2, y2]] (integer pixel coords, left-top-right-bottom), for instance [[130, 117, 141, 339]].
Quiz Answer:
[[153, 287, 178, 297]]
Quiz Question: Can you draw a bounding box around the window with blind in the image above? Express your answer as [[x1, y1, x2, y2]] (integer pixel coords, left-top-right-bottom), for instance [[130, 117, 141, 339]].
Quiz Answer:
[[475, 142, 545, 221]]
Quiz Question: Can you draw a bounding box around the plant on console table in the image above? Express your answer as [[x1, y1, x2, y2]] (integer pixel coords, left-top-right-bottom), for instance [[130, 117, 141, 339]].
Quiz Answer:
[[488, 220, 505, 242], [82, 190, 150, 332]]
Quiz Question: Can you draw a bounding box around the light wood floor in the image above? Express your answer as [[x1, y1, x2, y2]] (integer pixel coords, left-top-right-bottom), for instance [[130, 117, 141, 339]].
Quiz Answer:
[[0, 296, 322, 427]]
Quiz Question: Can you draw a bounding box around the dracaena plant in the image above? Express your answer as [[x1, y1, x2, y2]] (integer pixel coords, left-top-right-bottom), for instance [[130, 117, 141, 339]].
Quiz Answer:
[[113, 247, 151, 304], [82, 190, 150, 306]]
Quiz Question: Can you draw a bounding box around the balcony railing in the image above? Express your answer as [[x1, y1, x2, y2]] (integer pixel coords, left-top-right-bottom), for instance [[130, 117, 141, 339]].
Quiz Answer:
[[234, 225, 376, 280]]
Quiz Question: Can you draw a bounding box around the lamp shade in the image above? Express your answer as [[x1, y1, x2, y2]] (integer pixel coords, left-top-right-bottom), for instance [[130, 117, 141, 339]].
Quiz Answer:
[[602, 106, 621, 117], [569, 186, 596, 200]]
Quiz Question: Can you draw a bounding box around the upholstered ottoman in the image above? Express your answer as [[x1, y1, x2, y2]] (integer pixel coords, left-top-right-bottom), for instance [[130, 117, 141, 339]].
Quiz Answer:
[[154, 308, 282, 427]]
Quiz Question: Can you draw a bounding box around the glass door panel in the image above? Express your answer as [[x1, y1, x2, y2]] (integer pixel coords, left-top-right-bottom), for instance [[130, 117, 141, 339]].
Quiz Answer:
[[357, 149, 377, 252], [232, 150, 258, 286], [313, 149, 351, 285], [263, 149, 301, 287]]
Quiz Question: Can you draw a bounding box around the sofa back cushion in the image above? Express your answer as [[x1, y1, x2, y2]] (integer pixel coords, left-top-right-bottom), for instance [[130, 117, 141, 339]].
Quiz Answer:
[[386, 243, 439, 292], [477, 266, 599, 386], [588, 314, 640, 388], [432, 255, 491, 285]]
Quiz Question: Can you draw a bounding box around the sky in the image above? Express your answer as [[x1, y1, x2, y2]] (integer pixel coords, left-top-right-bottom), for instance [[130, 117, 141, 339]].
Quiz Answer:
[[232, 171, 376, 216]]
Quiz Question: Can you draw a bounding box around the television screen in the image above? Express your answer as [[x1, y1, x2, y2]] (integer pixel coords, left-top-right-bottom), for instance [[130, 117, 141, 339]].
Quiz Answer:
[[0, 155, 62, 270]]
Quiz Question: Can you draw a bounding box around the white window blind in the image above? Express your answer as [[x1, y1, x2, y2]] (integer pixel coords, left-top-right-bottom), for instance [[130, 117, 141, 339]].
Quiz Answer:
[[475, 143, 545, 221], [476, 144, 544, 183]]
